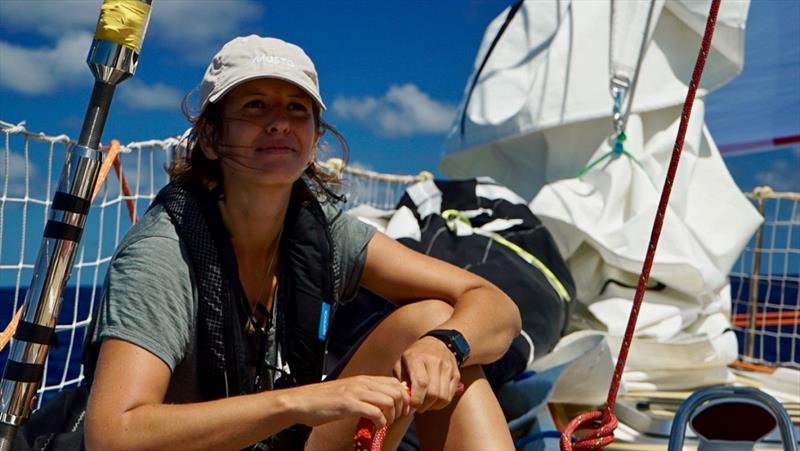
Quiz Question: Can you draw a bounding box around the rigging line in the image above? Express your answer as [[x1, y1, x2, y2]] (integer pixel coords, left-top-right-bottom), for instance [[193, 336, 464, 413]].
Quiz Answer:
[[560, 0, 723, 449], [459, 0, 525, 140], [609, 0, 658, 134], [621, 0, 656, 133], [609, 0, 723, 419]]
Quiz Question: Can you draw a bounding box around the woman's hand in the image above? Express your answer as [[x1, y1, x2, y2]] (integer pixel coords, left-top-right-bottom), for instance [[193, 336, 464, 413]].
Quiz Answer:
[[283, 375, 411, 428], [393, 336, 461, 413]]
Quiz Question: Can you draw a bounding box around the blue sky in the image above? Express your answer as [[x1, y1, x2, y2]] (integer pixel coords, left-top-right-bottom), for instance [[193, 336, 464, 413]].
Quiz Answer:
[[0, 0, 798, 187], [0, 0, 517, 288], [0, 0, 512, 177], [704, 1, 800, 193], [0, 1, 797, 287]]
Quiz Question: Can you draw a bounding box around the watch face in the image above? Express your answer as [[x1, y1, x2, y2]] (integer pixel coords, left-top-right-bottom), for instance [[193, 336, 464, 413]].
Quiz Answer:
[[426, 329, 470, 365], [451, 333, 470, 355]]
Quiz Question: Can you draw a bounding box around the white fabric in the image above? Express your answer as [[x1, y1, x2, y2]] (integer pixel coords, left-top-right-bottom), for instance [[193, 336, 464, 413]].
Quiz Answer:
[[455, 208, 494, 219], [481, 218, 524, 233], [200, 35, 326, 111], [529, 330, 615, 405], [529, 102, 761, 390], [439, 0, 759, 392], [405, 180, 441, 219], [347, 204, 394, 232], [475, 183, 528, 205], [384, 206, 421, 241], [530, 103, 762, 300], [729, 367, 800, 403], [610, 0, 665, 82], [441, 0, 750, 200]]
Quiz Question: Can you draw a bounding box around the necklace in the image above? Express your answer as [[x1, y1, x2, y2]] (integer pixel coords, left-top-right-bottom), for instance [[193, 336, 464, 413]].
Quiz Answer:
[[243, 225, 283, 335], [216, 198, 284, 334]]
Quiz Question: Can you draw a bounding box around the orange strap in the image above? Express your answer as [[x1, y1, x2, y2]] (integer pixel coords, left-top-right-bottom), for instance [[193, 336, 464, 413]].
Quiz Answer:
[[0, 307, 23, 352], [92, 139, 122, 201]]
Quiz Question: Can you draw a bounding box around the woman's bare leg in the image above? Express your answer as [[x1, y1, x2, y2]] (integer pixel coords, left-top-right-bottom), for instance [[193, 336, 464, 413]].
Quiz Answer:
[[415, 365, 513, 451], [306, 300, 445, 450], [305, 299, 513, 451]]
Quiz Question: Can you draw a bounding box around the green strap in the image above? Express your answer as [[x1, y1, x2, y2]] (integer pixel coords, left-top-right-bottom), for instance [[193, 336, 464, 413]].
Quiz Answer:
[[441, 209, 472, 225], [578, 131, 644, 178], [441, 210, 571, 302]]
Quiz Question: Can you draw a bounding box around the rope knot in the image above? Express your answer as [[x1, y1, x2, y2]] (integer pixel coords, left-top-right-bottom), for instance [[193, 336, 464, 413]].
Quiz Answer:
[[560, 410, 618, 451], [613, 132, 626, 154]]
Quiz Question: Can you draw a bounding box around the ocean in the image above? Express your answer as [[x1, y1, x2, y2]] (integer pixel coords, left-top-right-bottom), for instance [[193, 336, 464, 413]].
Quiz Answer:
[[1, 274, 798, 406], [1, 285, 95, 405]]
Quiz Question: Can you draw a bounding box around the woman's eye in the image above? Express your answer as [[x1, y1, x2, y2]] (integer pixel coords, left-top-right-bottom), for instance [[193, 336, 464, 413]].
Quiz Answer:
[[244, 99, 266, 109], [288, 102, 309, 113]]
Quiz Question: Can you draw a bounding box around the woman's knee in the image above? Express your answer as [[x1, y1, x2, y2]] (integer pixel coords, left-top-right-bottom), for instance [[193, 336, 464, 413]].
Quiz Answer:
[[332, 300, 455, 380], [386, 299, 453, 338]]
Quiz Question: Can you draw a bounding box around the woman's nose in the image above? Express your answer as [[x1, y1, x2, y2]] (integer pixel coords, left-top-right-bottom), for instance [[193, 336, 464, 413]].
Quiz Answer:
[[266, 111, 290, 134]]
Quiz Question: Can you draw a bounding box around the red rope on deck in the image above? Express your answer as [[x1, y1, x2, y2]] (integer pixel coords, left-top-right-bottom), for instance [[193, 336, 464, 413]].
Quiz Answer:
[[560, 1, 722, 449]]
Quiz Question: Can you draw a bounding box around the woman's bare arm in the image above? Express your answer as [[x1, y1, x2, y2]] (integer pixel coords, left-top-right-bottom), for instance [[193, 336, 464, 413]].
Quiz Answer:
[[85, 339, 409, 451], [361, 232, 521, 366], [360, 232, 521, 411]]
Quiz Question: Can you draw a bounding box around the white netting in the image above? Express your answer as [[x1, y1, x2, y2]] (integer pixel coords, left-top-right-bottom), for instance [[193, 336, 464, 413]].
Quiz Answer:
[[730, 188, 800, 369], [4, 120, 797, 409], [0, 121, 429, 405], [0, 120, 177, 406], [321, 158, 433, 211]]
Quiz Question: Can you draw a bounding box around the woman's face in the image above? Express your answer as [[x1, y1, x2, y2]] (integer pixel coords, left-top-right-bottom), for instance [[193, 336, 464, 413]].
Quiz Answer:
[[203, 78, 319, 188]]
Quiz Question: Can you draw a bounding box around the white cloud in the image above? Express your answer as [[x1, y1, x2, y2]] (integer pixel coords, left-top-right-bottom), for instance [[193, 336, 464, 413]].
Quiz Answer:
[[332, 84, 457, 138], [754, 159, 800, 192], [0, 33, 93, 95], [0, 1, 101, 36], [118, 79, 183, 110], [149, 1, 262, 56], [0, 1, 263, 65]]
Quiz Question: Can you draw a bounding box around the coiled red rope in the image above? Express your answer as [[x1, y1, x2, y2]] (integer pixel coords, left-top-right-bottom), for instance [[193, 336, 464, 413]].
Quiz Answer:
[[353, 416, 390, 451], [354, 383, 465, 451], [560, 1, 722, 449]]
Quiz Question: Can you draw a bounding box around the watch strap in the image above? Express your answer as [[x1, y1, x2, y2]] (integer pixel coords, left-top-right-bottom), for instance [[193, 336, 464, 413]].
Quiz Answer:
[[422, 329, 470, 367]]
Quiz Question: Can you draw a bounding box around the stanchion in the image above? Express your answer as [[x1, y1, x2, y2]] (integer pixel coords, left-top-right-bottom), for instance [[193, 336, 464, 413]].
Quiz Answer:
[[0, 2, 153, 449]]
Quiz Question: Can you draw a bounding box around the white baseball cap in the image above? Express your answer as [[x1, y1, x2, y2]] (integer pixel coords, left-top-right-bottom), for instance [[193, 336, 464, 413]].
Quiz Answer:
[[198, 35, 325, 112]]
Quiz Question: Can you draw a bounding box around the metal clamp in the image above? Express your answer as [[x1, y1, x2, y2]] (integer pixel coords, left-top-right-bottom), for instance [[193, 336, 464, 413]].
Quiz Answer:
[[610, 75, 630, 137], [667, 386, 797, 451]]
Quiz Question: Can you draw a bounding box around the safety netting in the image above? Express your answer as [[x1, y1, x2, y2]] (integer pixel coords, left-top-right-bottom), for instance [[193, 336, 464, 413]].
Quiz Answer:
[[1, 120, 797, 412]]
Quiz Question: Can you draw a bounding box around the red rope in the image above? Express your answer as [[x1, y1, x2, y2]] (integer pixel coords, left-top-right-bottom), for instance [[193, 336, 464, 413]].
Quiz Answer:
[[560, 1, 722, 449], [353, 383, 464, 450], [353, 417, 388, 451]]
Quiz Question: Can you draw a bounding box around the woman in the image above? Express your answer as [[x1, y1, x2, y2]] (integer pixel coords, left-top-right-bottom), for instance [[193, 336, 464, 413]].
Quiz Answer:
[[84, 35, 520, 451]]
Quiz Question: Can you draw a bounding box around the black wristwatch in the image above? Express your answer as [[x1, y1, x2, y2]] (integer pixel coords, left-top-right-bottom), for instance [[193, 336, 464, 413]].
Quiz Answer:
[[423, 329, 471, 367]]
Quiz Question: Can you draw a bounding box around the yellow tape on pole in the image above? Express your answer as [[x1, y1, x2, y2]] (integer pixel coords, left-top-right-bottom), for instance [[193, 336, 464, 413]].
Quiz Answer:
[[94, 0, 151, 52]]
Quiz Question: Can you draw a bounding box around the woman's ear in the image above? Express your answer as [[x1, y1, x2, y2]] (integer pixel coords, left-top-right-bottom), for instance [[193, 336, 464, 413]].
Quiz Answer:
[[198, 129, 220, 161]]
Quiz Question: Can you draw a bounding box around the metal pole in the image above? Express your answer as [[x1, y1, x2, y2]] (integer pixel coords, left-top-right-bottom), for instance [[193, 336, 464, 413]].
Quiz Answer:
[[745, 193, 766, 360], [0, 1, 152, 449], [667, 386, 797, 451]]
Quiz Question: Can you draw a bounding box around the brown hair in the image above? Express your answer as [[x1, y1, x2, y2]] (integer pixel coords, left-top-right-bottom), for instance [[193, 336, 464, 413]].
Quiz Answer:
[[169, 93, 349, 203]]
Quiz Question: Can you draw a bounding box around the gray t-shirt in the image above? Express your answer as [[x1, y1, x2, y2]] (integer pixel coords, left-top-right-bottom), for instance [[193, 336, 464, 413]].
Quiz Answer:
[[88, 201, 376, 402]]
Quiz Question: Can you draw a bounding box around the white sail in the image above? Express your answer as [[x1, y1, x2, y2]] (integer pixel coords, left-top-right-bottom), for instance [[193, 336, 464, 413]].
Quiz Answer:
[[441, 0, 764, 391], [441, 0, 750, 200]]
